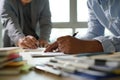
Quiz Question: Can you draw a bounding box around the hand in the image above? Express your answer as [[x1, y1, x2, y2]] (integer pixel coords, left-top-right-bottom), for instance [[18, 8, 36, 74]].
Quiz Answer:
[[45, 36, 81, 53], [38, 39, 49, 48], [56, 36, 103, 54], [45, 36, 103, 54], [56, 36, 83, 54], [45, 41, 58, 52], [17, 35, 38, 49]]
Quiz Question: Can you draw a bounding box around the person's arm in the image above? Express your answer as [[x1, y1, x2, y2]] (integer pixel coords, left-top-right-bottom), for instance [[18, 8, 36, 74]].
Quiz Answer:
[[45, 0, 120, 53], [0, 0, 25, 45], [82, 0, 119, 52], [81, 0, 105, 40], [45, 36, 103, 54], [38, 0, 52, 42]]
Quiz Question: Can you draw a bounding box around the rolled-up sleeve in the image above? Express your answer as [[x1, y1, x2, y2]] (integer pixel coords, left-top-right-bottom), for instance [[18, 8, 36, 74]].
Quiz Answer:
[[80, 0, 120, 52], [94, 36, 115, 52]]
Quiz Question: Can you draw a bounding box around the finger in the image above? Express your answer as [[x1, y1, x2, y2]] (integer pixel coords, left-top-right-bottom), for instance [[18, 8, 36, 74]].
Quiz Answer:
[[20, 41, 31, 49], [58, 43, 65, 52], [44, 45, 55, 52], [25, 37, 38, 48], [27, 35, 37, 42], [23, 40, 33, 48], [58, 45, 69, 54], [57, 40, 71, 54], [45, 43, 49, 48], [44, 41, 58, 52], [26, 36, 38, 46], [23, 39, 37, 49]]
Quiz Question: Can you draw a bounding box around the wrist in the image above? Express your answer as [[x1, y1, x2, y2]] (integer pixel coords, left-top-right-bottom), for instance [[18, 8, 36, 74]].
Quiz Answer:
[[89, 40, 103, 52], [82, 40, 103, 53]]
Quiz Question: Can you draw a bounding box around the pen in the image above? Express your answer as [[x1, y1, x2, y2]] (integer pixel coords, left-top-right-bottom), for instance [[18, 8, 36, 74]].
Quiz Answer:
[[72, 32, 78, 37]]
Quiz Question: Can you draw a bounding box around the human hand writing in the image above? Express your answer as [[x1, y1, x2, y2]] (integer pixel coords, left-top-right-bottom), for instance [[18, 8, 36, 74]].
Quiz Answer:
[[44, 41, 58, 52], [45, 36, 103, 54], [17, 35, 38, 49]]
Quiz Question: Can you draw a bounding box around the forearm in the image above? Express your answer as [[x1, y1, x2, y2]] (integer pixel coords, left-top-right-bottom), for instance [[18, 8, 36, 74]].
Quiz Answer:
[[0, 0, 25, 45], [2, 18, 24, 45]]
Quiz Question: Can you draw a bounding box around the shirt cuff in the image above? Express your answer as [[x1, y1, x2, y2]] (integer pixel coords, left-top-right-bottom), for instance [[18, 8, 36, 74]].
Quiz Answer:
[[94, 36, 115, 52]]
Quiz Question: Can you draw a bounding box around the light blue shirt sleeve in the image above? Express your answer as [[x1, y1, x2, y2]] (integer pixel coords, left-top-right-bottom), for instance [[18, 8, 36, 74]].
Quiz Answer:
[[94, 36, 115, 52], [81, 0, 120, 52]]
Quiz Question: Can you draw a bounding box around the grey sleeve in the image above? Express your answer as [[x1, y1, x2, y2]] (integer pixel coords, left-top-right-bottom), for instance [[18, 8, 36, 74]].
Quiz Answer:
[[0, 0, 25, 45], [39, 0, 52, 42]]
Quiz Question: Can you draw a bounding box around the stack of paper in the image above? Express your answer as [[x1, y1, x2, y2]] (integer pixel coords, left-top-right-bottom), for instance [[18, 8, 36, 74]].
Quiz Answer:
[[35, 52, 120, 80], [23, 48, 46, 52], [0, 47, 32, 75], [30, 52, 66, 57]]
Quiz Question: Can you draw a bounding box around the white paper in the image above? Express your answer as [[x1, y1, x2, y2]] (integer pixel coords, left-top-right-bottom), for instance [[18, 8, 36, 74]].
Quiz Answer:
[[30, 52, 65, 57]]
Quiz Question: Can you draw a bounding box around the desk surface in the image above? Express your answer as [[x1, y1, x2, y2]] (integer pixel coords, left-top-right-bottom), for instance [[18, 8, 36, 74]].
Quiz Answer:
[[0, 71, 73, 80], [0, 51, 120, 80]]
